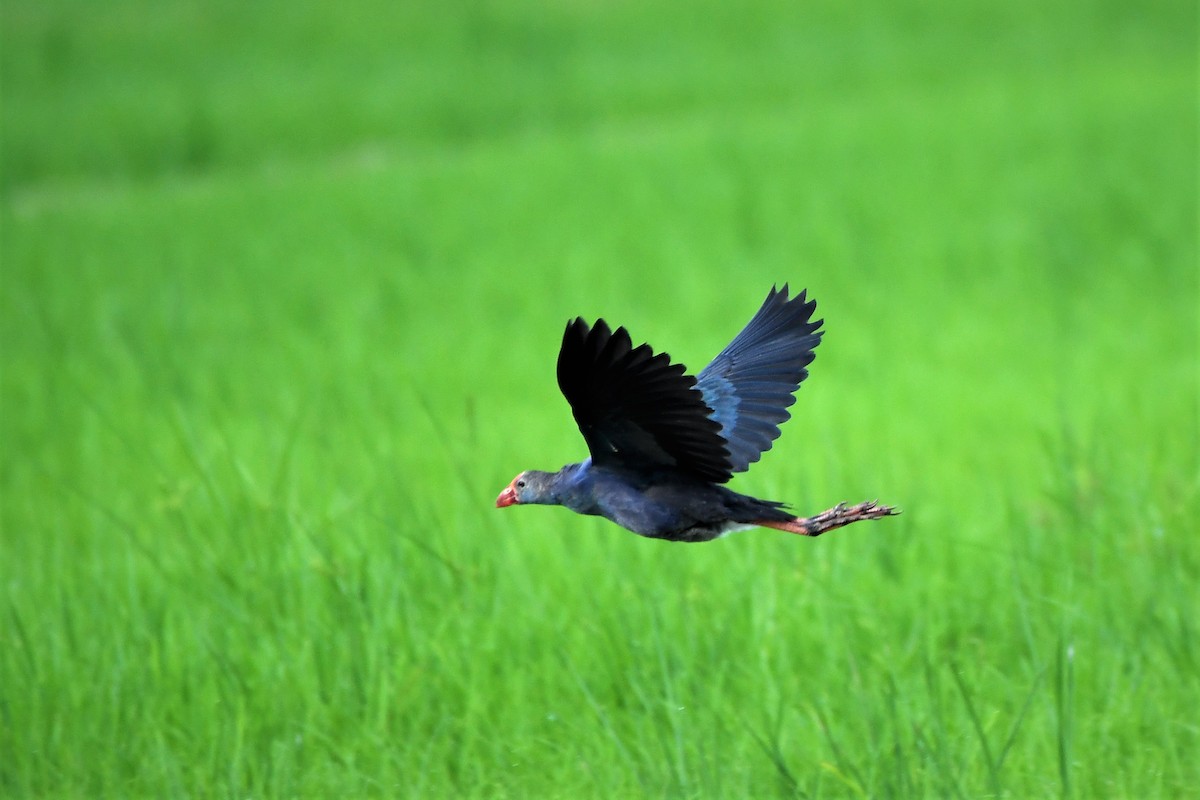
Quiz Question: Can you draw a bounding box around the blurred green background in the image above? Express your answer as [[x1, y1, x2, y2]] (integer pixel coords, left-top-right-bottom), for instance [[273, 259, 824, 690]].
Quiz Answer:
[[3, 1, 1197, 797]]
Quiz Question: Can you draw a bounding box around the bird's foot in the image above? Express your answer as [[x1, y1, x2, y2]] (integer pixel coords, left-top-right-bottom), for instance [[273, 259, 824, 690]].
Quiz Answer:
[[759, 500, 899, 537]]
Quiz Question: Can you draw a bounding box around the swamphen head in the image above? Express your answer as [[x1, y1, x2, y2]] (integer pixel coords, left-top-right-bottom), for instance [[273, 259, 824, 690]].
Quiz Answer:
[[495, 470, 556, 507]]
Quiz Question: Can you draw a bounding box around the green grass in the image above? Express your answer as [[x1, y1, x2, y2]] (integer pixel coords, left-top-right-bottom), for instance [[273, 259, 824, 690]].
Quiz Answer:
[[2, 1, 1197, 797]]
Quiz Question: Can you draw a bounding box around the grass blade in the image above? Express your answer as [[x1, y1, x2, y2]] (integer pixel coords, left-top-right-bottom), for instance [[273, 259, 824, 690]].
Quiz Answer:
[[949, 663, 1000, 797]]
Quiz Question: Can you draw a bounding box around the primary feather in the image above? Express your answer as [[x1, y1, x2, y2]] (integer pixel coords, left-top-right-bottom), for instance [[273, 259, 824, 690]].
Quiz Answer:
[[696, 284, 822, 473], [556, 317, 731, 482]]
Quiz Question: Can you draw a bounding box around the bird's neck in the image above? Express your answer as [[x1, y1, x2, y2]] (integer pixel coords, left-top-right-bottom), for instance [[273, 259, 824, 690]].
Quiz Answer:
[[550, 460, 595, 512], [554, 459, 588, 488]]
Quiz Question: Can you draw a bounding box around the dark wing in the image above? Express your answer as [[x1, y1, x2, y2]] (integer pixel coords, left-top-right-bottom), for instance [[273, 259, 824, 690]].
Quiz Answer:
[[695, 284, 823, 473], [557, 318, 733, 482]]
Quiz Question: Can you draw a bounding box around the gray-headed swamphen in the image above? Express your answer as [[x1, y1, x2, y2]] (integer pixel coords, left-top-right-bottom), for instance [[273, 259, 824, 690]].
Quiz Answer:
[[496, 285, 897, 542]]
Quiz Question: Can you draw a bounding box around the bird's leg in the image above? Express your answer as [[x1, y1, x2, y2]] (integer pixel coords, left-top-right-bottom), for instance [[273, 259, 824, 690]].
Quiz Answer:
[[758, 500, 899, 537]]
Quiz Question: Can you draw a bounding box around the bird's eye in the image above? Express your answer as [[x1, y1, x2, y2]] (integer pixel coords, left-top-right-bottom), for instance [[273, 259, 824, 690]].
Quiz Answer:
[[516, 479, 526, 489]]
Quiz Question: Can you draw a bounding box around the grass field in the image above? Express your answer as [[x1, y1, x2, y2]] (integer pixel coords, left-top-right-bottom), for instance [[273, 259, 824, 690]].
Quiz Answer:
[[2, 1, 1197, 797]]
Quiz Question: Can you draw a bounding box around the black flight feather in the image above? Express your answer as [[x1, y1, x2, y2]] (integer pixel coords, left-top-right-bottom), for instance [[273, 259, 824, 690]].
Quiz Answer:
[[556, 317, 733, 482]]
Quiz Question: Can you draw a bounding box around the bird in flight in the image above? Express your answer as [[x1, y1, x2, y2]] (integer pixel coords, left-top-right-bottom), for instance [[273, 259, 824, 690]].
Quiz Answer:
[[496, 285, 897, 542]]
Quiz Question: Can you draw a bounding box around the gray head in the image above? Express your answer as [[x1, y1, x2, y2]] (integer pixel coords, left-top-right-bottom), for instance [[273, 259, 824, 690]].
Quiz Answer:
[[495, 469, 560, 507]]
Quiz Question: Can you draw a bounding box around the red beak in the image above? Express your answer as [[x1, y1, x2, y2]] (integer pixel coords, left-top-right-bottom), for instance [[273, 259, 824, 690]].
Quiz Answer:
[[496, 484, 519, 508]]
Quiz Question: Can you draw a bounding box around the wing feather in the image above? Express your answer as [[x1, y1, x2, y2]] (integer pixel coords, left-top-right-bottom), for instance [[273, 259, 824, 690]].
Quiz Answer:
[[695, 285, 823, 473], [557, 318, 733, 482]]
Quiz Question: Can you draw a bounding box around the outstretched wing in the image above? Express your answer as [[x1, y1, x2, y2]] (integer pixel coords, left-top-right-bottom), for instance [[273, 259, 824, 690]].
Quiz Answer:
[[557, 318, 733, 483], [695, 285, 823, 474]]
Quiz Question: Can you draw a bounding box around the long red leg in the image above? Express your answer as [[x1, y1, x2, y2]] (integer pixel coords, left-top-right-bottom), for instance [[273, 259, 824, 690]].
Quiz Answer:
[[757, 500, 898, 537]]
